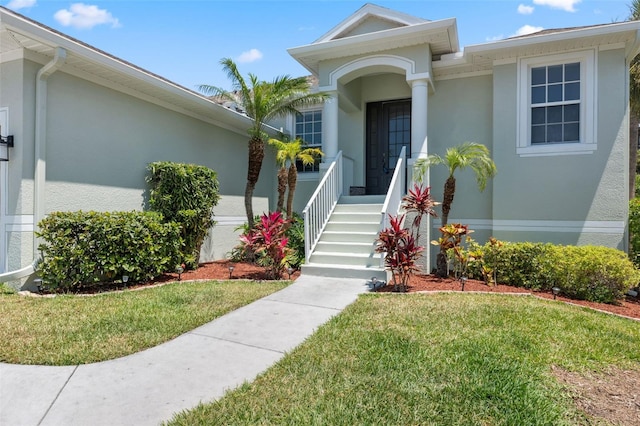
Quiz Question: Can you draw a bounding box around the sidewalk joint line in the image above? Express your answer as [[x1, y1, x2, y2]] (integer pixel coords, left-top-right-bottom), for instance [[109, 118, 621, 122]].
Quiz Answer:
[[188, 332, 286, 354], [37, 365, 79, 426], [262, 297, 343, 311]]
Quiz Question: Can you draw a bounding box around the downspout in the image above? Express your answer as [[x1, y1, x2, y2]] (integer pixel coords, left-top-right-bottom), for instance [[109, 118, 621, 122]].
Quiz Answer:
[[0, 47, 66, 282], [34, 47, 67, 253]]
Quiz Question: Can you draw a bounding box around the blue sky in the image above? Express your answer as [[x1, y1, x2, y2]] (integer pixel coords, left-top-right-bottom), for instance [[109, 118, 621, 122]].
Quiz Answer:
[[3, 0, 633, 91]]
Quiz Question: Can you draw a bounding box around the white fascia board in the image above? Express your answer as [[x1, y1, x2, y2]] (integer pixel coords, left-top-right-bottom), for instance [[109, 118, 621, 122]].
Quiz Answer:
[[289, 18, 457, 74], [0, 8, 252, 135], [314, 3, 427, 43], [464, 20, 640, 56]]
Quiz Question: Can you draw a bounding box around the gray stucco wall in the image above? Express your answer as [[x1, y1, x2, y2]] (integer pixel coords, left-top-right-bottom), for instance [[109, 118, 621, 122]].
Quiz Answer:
[[2, 58, 277, 277], [491, 49, 628, 250]]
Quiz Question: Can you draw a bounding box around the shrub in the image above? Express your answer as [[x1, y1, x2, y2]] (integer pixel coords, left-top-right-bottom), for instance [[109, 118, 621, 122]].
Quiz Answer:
[[285, 213, 305, 269], [37, 211, 181, 292], [239, 212, 292, 279], [147, 162, 220, 269], [630, 198, 640, 268], [554, 245, 639, 303], [476, 240, 639, 304], [376, 214, 423, 292]]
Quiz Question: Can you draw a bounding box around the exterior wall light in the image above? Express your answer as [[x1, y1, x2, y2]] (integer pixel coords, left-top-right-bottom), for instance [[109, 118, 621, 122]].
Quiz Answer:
[[0, 135, 14, 161]]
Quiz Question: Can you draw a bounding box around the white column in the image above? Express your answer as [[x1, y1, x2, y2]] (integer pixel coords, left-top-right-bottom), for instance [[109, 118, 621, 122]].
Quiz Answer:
[[322, 91, 339, 161], [410, 79, 429, 160]]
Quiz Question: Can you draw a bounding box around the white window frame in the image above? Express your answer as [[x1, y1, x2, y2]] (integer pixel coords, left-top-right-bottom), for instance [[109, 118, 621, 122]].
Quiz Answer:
[[292, 108, 323, 177], [517, 50, 597, 157]]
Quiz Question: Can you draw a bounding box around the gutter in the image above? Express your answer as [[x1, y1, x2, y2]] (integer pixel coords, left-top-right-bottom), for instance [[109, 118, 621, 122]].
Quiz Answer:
[[0, 48, 66, 283]]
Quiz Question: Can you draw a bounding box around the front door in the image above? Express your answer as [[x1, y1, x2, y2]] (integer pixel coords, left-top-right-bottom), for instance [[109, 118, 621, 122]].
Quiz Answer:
[[365, 99, 411, 195]]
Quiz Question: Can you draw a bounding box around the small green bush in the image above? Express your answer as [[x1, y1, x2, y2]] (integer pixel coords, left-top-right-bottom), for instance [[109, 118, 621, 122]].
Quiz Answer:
[[285, 213, 305, 268], [477, 241, 639, 304], [147, 162, 220, 269], [630, 198, 640, 268], [37, 211, 181, 292], [554, 245, 639, 303]]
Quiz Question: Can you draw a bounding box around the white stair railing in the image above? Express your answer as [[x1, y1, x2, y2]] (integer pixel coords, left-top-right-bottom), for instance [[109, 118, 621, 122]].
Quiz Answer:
[[303, 151, 343, 262], [380, 146, 407, 230]]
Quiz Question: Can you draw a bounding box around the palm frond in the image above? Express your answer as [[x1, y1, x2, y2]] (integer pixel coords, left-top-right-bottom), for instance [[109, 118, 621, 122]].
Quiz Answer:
[[413, 154, 445, 183]]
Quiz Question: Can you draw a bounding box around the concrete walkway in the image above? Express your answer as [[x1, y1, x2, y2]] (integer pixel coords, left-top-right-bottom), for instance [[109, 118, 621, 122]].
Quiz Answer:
[[0, 275, 370, 426]]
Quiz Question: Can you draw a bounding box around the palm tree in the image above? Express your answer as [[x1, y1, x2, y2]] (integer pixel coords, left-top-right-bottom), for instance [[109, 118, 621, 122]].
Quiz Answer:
[[629, 0, 640, 198], [199, 59, 327, 228], [269, 137, 323, 218], [414, 142, 497, 277]]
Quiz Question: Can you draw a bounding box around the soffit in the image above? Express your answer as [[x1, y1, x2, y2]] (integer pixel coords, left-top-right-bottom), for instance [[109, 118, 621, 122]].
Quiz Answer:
[[433, 22, 640, 79]]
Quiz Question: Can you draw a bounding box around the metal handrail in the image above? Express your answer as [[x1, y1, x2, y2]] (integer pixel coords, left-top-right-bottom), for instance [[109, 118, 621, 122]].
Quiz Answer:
[[303, 151, 343, 262]]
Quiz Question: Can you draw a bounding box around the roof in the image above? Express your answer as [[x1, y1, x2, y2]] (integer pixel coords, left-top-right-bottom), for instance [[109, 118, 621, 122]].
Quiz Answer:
[[288, 4, 458, 76], [0, 6, 255, 136]]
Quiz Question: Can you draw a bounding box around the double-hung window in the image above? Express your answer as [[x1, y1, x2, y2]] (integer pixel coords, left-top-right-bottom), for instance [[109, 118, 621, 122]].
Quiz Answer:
[[517, 50, 596, 156], [294, 109, 322, 172]]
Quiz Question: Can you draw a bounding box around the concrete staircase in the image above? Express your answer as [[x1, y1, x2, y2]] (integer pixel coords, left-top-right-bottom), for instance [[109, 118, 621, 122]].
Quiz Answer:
[[301, 195, 387, 281]]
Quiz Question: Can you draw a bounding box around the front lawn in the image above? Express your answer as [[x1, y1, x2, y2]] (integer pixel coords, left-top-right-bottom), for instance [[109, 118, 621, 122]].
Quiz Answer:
[[0, 280, 288, 365], [169, 293, 640, 425]]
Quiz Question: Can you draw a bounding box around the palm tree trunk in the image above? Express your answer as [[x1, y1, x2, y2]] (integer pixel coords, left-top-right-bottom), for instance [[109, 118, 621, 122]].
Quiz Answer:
[[631, 113, 638, 200], [245, 137, 265, 228], [277, 166, 287, 213], [436, 176, 456, 278], [286, 163, 297, 219], [441, 176, 456, 227]]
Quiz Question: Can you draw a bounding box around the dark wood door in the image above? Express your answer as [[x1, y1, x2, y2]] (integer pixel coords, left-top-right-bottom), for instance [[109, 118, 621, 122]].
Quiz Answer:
[[366, 99, 411, 195]]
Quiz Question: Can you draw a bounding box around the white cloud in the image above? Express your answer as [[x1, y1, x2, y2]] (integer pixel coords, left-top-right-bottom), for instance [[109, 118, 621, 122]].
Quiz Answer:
[[54, 3, 121, 30], [518, 4, 534, 14], [533, 0, 581, 12], [236, 48, 263, 64], [486, 34, 505, 42], [6, 0, 36, 10], [512, 24, 544, 37]]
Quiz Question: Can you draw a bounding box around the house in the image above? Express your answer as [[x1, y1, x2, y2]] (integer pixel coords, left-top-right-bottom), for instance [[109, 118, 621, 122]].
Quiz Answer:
[[1, 3, 639, 286], [0, 6, 275, 286], [287, 4, 640, 278]]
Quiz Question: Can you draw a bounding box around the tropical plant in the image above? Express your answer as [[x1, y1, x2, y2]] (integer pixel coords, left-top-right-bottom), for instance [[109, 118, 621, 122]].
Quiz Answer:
[[375, 214, 423, 292], [269, 136, 323, 218], [432, 223, 474, 281], [401, 183, 439, 244], [198, 59, 328, 228], [147, 162, 220, 269], [238, 211, 292, 279], [414, 142, 497, 277]]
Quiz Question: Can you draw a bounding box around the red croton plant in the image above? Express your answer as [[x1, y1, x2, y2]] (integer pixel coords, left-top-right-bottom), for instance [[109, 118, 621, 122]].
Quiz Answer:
[[239, 211, 291, 279], [376, 184, 438, 292]]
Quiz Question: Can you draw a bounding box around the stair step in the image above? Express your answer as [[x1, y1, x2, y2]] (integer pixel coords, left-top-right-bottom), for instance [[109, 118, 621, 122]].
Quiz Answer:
[[315, 241, 376, 254], [309, 252, 383, 268], [333, 204, 383, 214], [319, 231, 378, 244], [330, 212, 382, 223], [325, 222, 381, 233], [339, 195, 386, 204], [301, 263, 388, 281]]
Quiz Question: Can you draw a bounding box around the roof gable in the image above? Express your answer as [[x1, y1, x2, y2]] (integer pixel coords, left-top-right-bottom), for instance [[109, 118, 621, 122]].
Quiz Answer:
[[315, 3, 427, 43]]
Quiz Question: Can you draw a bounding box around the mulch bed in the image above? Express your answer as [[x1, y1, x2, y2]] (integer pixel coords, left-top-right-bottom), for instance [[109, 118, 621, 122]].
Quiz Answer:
[[35, 261, 640, 321]]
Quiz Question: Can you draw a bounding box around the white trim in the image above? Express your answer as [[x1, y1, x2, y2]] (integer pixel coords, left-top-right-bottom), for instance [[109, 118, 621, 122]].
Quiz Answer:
[[432, 219, 625, 234], [433, 69, 493, 81], [325, 55, 419, 91], [516, 49, 597, 157], [215, 216, 248, 227], [599, 42, 626, 52]]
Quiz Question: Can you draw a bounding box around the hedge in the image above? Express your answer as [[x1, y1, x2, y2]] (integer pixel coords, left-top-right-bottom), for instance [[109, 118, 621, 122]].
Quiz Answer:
[[37, 211, 181, 292], [473, 241, 639, 304]]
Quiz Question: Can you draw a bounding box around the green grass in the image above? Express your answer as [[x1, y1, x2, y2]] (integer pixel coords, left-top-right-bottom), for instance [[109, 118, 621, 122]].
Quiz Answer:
[[0, 280, 288, 365], [169, 293, 640, 425]]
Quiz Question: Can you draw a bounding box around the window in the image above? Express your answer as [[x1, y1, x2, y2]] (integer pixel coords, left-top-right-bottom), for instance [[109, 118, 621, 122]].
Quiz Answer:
[[294, 109, 322, 172], [518, 50, 596, 156]]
